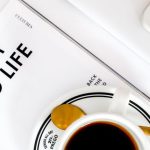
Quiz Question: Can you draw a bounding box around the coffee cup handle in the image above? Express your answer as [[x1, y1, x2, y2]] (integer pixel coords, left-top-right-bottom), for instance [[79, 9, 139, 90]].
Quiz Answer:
[[108, 88, 130, 115]]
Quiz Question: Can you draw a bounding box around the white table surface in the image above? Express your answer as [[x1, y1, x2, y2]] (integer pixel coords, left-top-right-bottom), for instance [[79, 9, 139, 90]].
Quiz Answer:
[[0, 0, 8, 10]]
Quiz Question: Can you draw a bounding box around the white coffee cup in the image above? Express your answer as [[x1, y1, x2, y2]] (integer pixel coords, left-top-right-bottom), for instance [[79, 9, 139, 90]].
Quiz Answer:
[[56, 88, 150, 150]]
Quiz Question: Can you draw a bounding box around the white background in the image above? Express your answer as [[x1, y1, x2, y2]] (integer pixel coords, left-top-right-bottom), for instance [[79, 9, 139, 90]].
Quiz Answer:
[[20, 0, 150, 97], [0, 1, 150, 150], [0, 0, 150, 97]]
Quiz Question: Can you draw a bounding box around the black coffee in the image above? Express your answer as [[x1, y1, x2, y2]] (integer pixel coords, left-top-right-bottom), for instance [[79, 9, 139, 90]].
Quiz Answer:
[[65, 122, 138, 150]]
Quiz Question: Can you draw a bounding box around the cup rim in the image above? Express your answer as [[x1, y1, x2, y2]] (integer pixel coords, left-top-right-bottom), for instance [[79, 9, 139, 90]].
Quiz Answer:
[[57, 113, 149, 150]]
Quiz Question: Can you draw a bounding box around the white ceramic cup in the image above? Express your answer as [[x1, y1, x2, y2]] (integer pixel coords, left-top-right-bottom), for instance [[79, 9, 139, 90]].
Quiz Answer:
[[57, 88, 150, 150]]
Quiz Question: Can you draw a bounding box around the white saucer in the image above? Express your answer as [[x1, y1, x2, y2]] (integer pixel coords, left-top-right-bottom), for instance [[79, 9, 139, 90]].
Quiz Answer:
[[32, 87, 150, 150]]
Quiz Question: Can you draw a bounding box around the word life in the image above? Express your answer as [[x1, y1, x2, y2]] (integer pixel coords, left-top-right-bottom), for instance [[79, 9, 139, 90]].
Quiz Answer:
[[0, 43, 32, 79]]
